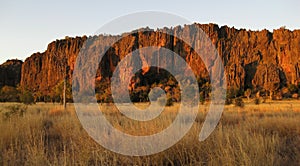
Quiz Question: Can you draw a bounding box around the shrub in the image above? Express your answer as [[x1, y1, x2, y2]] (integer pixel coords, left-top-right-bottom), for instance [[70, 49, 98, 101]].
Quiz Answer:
[[51, 81, 73, 103], [0, 86, 20, 102], [234, 98, 244, 107], [225, 98, 233, 105], [262, 96, 267, 103], [244, 88, 252, 100], [20, 90, 35, 105], [227, 88, 243, 99], [254, 98, 260, 105], [2, 105, 27, 119], [166, 97, 174, 106], [288, 84, 298, 94], [157, 95, 173, 107]]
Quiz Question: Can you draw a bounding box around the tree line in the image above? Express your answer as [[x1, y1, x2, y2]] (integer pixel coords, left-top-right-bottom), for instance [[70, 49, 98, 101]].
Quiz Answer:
[[1, 76, 300, 105]]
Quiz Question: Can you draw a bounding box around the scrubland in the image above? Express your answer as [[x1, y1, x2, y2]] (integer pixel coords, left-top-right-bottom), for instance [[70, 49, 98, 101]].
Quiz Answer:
[[0, 100, 299, 165]]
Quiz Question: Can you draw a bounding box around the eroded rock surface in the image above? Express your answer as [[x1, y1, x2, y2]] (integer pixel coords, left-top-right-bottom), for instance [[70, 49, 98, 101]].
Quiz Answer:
[[4, 23, 299, 95]]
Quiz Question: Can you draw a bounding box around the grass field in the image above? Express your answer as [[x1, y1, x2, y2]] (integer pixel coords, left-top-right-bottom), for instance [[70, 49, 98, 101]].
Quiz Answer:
[[0, 100, 299, 165]]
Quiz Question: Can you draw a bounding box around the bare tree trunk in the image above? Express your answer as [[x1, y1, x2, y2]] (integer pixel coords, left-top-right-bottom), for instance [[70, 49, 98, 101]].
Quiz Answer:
[[269, 91, 273, 100], [63, 77, 66, 110]]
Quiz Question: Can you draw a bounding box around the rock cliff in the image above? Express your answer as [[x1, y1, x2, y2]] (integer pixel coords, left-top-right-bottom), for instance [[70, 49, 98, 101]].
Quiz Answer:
[[20, 36, 87, 95], [6, 23, 300, 97], [0, 59, 23, 88]]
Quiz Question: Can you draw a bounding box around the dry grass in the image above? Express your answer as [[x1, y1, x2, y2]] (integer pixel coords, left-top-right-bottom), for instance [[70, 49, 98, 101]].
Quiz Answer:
[[0, 100, 299, 165]]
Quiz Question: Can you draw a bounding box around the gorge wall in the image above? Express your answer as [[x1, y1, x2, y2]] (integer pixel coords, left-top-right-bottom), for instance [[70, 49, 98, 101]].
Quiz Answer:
[[2, 23, 300, 98], [0, 59, 23, 88]]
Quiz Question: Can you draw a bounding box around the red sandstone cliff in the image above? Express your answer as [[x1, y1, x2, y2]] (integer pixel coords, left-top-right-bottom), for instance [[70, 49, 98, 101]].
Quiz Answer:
[[9, 23, 300, 96]]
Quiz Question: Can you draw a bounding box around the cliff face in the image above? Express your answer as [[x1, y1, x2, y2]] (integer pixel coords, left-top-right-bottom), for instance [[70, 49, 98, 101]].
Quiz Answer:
[[0, 60, 23, 88], [18, 23, 300, 95], [20, 36, 87, 95]]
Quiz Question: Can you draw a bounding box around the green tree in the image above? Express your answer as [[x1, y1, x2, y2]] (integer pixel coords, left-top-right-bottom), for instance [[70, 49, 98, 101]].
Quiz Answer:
[[95, 78, 113, 103], [20, 90, 34, 105], [288, 84, 298, 94], [0, 86, 19, 102], [52, 81, 72, 103], [201, 82, 211, 99], [34, 91, 43, 102]]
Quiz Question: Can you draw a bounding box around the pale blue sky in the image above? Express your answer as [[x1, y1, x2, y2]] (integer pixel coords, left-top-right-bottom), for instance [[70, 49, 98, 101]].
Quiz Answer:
[[0, 0, 299, 64]]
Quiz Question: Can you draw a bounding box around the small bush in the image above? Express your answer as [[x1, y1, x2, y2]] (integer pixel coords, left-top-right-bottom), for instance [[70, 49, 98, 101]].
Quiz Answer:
[[20, 90, 35, 105], [0, 86, 20, 102], [2, 105, 27, 119], [166, 98, 174, 106], [288, 84, 298, 94], [234, 98, 244, 107], [42, 119, 54, 130], [157, 96, 173, 107], [262, 96, 267, 103], [225, 98, 233, 105], [254, 98, 260, 105]]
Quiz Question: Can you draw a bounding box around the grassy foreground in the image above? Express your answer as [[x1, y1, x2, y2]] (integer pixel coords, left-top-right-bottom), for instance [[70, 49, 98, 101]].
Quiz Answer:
[[0, 100, 299, 165]]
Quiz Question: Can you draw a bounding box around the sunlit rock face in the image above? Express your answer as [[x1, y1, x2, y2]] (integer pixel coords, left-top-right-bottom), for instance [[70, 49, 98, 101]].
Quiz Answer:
[[10, 23, 300, 95]]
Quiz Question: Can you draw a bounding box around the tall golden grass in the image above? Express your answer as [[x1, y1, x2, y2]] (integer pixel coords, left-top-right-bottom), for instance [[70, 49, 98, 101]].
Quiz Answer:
[[0, 101, 299, 165]]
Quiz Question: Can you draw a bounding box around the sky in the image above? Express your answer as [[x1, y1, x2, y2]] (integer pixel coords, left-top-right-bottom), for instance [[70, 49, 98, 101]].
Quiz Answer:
[[0, 0, 299, 64]]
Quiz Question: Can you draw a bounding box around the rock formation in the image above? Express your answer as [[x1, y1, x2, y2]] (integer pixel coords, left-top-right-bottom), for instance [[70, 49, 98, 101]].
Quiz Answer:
[[20, 36, 87, 96], [0, 59, 23, 88], [1, 23, 300, 98]]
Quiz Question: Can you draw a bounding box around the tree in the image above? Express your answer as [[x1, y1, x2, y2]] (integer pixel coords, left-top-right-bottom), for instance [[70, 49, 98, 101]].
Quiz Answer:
[[0, 86, 19, 102], [263, 64, 280, 100], [95, 78, 113, 103], [280, 25, 286, 29], [227, 88, 239, 99], [51, 81, 72, 104], [288, 84, 298, 94], [149, 87, 164, 101], [34, 91, 43, 102], [172, 86, 181, 102], [264, 82, 279, 100], [20, 90, 34, 105], [244, 88, 252, 100], [201, 82, 211, 99]]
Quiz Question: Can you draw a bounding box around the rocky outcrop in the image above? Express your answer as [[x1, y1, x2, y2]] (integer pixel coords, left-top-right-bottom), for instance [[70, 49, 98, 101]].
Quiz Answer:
[[20, 36, 87, 95], [14, 23, 300, 96], [0, 59, 23, 88]]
